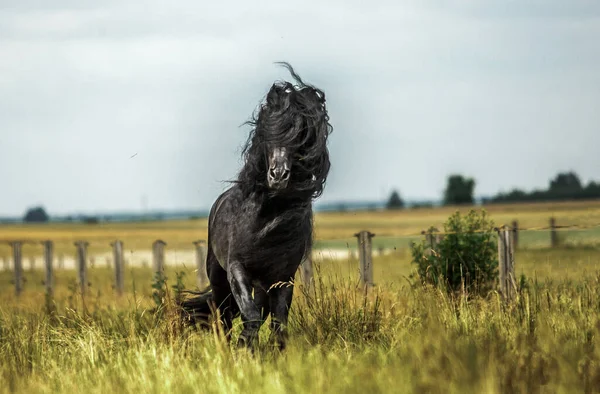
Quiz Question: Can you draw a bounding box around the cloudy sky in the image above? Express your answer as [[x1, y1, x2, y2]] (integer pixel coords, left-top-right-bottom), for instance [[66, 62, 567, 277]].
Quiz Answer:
[[1, 0, 599, 216]]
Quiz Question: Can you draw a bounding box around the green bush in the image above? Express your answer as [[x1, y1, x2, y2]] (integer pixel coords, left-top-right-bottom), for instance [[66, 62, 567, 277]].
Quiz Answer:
[[410, 209, 498, 296]]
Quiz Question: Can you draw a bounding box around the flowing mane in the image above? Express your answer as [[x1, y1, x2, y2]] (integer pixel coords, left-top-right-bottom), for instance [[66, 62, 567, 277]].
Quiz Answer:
[[236, 62, 333, 200], [180, 62, 333, 351]]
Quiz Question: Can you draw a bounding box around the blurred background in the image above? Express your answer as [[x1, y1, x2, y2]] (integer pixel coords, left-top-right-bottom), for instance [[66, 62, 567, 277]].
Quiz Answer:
[[1, 0, 599, 288]]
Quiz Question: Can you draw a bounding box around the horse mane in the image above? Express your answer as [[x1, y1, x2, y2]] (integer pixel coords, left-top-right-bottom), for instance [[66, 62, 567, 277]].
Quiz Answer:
[[236, 62, 333, 200]]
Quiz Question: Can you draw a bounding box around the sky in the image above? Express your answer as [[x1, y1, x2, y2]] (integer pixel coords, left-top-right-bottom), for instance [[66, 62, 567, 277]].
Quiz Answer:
[[1, 0, 599, 216]]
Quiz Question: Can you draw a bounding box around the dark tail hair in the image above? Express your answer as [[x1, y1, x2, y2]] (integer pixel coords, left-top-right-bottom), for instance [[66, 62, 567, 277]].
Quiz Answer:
[[178, 288, 215, 328]]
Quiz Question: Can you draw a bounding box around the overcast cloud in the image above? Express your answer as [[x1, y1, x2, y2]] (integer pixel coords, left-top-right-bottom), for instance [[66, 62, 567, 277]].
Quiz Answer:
[[0, 0, 599, 216]]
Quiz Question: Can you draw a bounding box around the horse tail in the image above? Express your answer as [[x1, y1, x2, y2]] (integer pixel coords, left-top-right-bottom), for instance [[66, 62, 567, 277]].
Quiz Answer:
[[179, 288, 214, 328]]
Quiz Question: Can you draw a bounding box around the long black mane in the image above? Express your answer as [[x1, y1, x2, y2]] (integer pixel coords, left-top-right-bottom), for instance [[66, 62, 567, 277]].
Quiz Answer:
[[236, 62, 333, 200], [180, 62, 333, 350]]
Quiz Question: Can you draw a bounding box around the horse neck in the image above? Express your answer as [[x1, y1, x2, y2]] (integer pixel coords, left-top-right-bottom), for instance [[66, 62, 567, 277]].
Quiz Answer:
[[263, 192, 311, 211]]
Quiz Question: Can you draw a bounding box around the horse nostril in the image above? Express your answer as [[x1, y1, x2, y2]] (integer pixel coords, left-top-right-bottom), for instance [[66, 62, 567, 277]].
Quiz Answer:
[[269, 168, 276, 179], [282, 169, 290, 180]]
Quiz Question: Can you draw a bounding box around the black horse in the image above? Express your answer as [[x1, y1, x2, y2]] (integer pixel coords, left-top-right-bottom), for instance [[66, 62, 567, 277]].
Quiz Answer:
[[180, 62, 332, 350]]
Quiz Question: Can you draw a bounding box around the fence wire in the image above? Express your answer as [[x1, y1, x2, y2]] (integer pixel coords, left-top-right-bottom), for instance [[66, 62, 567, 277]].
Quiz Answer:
[[2, 223, 600, 245]]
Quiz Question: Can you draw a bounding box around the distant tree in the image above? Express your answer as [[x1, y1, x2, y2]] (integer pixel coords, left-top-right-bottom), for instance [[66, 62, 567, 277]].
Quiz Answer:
[[443, 175, 475, 205], [485, 171, 600, 204], [386, 190, 405, 210], [23, 206, 49, 223], [487, 188, 528, 204], [548, 171, 583, 199], [583, 181, 600, 199]]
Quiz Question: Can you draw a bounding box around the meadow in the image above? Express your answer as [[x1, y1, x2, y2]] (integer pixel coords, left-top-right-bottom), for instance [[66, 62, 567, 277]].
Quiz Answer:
[[2, 200, 600, 393]]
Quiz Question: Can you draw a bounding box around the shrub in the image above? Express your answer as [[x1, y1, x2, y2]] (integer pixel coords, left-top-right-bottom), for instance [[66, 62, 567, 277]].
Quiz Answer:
[[410, 209, 498, 296]]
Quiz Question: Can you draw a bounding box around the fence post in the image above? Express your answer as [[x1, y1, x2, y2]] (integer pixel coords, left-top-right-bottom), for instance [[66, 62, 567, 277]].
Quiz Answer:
[[354, 230, 375, 287], [512, 220, 519, 250], [550, 217, 558, 248], [29, 256, 35, 271], [425, 231, 434, 255], [299, 256, 314, 292], [11, 241, 23, 296], [42, 241, 54, 297], [422, 227, 440, 257], [111, 240, 124, 296], [497, 226, 516, 302], [152, 240, 166, 274], [74, 241, 89, 296], [193, 240, 209, 290], [435, 233, 444, 245]]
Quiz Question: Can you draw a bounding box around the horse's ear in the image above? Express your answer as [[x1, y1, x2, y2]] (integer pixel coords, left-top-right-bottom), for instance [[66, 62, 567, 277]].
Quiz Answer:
[[266, 84, 286, 106], [265, 85, 278, 106]]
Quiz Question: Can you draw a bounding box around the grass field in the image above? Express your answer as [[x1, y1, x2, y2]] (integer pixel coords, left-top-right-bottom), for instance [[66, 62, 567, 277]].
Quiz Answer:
[[1, 199, 600, 257], [2, 200, 600, 393]]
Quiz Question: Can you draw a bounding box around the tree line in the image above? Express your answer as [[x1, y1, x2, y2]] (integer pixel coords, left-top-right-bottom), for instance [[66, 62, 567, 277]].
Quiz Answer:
[[387, 171, 600, 209], [16, 171, 600, 222]]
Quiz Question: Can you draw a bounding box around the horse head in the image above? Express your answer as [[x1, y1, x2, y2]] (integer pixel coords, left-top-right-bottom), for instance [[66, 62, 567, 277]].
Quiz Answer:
[[240, 62, 333, 199]]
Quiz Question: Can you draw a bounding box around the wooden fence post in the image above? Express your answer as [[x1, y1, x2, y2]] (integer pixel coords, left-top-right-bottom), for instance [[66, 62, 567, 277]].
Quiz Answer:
[[152, 240, 166, 274], [29, 256, 35, 271], [42, 241, 54, 297], [354, 230, 375, 287], [422, 228, 440, 257], [11, 241, 23, 296], [497, 226, 516, 302], [425, 231, 435, 255], [111, 240, 124, 296], [550, 217, 558, 248], [435, 233, 444, 245], [193, 240, 209, 290], [512, 220, 519, 250], [299, 256, 314, 292], [74, 241, 89, 296]]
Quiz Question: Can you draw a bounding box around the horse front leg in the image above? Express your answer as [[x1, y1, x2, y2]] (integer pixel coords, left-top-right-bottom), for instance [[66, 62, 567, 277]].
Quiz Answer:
[[227, 261, 261, 349], [254, 287, 271, 326], [268, 285, 294, 350]]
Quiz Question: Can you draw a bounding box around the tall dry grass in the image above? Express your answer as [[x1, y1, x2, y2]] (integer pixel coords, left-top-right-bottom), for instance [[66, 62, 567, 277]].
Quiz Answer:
[[2, 250, 600, 393]]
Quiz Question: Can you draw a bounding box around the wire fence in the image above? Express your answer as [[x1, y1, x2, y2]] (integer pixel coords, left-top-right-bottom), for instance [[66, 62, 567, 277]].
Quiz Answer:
[[1, 217, 600, 300]]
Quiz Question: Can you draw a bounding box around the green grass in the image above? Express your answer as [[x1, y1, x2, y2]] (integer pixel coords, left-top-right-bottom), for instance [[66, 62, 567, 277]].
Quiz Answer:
[[3, 201, 600, 393], [2, 247, 600, 393]]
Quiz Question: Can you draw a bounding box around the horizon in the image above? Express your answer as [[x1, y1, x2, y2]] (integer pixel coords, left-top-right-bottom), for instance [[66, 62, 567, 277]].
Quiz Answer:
[[2, 167, 596, 219]]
